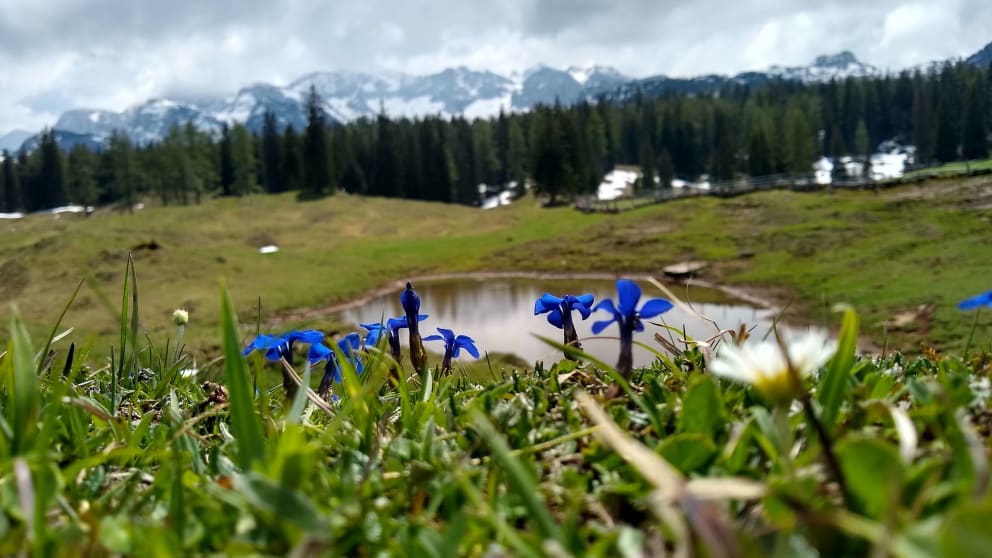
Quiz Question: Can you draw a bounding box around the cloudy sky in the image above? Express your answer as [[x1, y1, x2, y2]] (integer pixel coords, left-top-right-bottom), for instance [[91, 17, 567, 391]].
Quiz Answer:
[[1, 0, 990, 134]]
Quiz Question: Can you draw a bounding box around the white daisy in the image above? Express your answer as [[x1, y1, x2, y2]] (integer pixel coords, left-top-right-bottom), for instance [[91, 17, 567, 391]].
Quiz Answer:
[[708, 330, 837, 405]]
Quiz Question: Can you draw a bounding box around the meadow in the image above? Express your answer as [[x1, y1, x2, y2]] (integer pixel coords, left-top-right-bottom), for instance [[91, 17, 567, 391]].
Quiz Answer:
[[1, 175, 992, 555], [3, 174, 992, 358]]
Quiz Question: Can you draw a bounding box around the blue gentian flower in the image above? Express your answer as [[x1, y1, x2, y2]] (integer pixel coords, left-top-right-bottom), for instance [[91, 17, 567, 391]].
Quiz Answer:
[[534, 292, 594, 355], [424, 327, 480, 373], [309, 332, 363, 396], [592, 279, 673, 378], [361, 314, 428, 357], [243, 329, 326, 361], [402, 282, 428, 373], [959, 290, 992, 310]]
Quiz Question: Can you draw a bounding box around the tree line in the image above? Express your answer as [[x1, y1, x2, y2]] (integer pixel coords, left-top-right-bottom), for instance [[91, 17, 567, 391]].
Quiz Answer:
[[1, 61, 989, 213]]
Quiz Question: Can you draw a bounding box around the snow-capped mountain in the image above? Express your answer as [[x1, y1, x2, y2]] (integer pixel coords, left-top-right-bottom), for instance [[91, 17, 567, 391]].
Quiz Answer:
[[18, 41, 992, 152], [766, 51, 878, 82]]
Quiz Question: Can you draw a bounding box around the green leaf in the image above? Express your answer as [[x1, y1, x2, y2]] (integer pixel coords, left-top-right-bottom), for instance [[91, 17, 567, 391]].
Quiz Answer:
[[657, 433, 717, 473], [837, 437, 904, 520], [233, 472, 327, 533], [220, 285, 265, 469], [818, 305, 858, 430], [679, 375, 724, 438], [939, 499, 992, 558]]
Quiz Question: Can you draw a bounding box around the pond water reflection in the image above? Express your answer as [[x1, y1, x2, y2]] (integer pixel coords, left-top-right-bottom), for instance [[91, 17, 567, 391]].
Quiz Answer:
[[335, 277, 779, 369]]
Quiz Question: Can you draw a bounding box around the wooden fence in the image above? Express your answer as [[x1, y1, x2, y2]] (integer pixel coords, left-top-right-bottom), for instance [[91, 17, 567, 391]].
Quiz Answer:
[[574, 164, 992, 213]]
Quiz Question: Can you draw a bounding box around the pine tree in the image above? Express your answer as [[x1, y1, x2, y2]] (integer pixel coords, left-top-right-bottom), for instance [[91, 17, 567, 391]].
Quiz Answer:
[[107, 131, 136, 212], [218, 124, 235, 196], [282, 125, 304, 192], [961, 77, 988, 160], [747, 123, 774, 177], [934, 93, 959, 162], [66, 145, 98, 206], [260, 111, 285, 193], [710, 109, 736, 180], [372, 112, 403, 198], [854, 119, 870, 156], [912, 82, 935, 163], [302, 86, 333, 198], [0, 152, 7, 211], [36, 129, 68, 210], [506, 117, 527, 189], [229, 124, 258, 196], [784, 105, 815, 175], [657, 149, 674, 188]]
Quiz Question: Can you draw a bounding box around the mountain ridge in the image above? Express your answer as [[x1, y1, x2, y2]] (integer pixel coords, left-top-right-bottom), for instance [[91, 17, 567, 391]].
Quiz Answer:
[[16, 40, 992, 152]]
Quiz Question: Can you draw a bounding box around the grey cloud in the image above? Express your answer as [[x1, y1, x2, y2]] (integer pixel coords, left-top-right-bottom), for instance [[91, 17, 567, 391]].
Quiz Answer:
[[0, 0, 989, 133]]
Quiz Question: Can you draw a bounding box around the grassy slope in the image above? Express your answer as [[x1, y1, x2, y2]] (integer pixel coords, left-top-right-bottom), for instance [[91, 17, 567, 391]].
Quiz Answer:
[[2, 175, 992, 359]]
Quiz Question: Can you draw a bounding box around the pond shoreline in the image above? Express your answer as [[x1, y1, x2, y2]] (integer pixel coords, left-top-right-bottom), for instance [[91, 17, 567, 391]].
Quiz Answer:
[[272, 270, 784, 325]]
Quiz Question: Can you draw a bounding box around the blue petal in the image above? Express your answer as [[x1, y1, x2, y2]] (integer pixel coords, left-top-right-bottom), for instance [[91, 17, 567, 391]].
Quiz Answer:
[[591, 318, 616, 335], [616, 279, 641, 318], [634, 320, 645, 333], [639, 298, 674, 319], [592, 299, 619, 319], [423, 334, 444, 342], [436, 328, 455, 343], [454, 335, 480, 359], [283, 329, 325, 344], [401, 282, 421, 315], [959, 290, 992, 310], [546, 308, 564, 329], [242, 334, 282, 356], [534, 293, 563, 314], [572, 294, 595, 319], [264, 346, 287, 361], [364, 327, 384, 348], [339, 332, 362, 352], [308, 343, 333, 364]]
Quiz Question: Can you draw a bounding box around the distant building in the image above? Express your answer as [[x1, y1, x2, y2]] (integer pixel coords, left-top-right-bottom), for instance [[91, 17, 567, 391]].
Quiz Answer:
[[597, 166, 641, 200], [813, 157, 833, 184]]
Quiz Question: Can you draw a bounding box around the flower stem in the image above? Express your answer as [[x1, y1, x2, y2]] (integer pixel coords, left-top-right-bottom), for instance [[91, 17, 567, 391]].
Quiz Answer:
[[616, 326, 634, 380], [561, 310, 582, 357], [407, 318, 427, 376]]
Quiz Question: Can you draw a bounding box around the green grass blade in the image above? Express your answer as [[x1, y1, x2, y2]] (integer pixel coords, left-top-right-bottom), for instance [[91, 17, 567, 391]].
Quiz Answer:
[[128, 252, 141, 371], [35, 279, 83, 377], [470, 410, 562, 544], [220, 284, 266, 469], [818, 305, 859, 430], [9, 313, 39, 455], [286, 362, 311, 424]]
